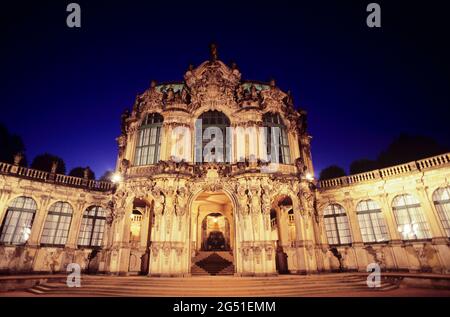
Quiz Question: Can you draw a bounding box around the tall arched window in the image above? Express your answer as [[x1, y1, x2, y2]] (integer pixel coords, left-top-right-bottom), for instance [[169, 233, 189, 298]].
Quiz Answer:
[[195, 110, 230, 163], [324, 204, 352, 245], [357, 200, 389, 243], [40, 202, 73, 246], [432, 187, 450, 237], [78, 206, 106, 247], [263, 113, 291, 164], [134, 113, 163, 166], [0, 196, 37, 245], [392, 194, 431, 240]]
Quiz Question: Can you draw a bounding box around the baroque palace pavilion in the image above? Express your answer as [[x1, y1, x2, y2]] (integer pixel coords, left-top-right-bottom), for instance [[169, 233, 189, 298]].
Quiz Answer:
[[0, 48, 449, 278]]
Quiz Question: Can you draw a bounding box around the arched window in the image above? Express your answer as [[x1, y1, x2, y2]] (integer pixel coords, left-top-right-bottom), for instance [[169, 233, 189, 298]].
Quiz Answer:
[[78, 206, 106, 247], [392, 194, 431, 240], [432, 187, 450, 237], [195, 110, 230, 163], [324, 204, 352, 245], [0, 196, 37, 245], [40, 202, 73, 246], [134, 113, 163, 166], [263, 113, 291, 164], [357, 200, 389, 243]]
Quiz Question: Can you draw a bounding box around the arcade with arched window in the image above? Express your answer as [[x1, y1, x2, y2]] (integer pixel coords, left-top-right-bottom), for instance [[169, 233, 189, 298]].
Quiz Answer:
[[324, 204, 352, 245], [392, 194, 431, 240], [356, 200, 389, 243], [432, 187, 450, 237], [78, 206, 107, 248], [0, 196, 37, 245], [40, 201, 73, 246], [134, 113, 164, 166]]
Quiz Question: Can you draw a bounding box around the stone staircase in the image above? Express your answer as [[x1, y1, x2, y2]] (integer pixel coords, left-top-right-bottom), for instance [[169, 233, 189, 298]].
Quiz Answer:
[[191, 251, 235, 276], [25, 274, 399, 297]]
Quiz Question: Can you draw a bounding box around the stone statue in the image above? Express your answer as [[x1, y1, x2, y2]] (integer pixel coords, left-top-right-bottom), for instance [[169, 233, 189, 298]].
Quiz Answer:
[[153, 190, 165, 216], [269, 78, 276, 89], [13, 153, 23, 166], [50, 161, 58, 174], [181, 87, 189, 103], [250, 85, 258, 101], [83, 167, 91, 179], [165, 88, 175, 103], [210, 43, 218, 61], [119, 159, 130, 174], [120, 109, 130, 134], [295, 157, 307, 174]]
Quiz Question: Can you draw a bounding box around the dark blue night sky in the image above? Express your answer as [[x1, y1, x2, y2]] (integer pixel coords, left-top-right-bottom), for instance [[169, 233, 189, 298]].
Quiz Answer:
[[1, 0, 449, 177]]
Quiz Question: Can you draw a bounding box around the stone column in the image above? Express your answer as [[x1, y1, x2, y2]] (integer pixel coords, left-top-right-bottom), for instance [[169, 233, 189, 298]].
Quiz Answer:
[[159, 123, 170, 161], [65, 201, 85, 249], [342, 198, 367, 271], [416, 185, 446, 238], [0, 189, 11, 225], [292, 199, 308, 274], [27, 195, 51, 247], [380, 193, 410, 271], [416, 185, 449, 273], [107, 202, 133, 275]]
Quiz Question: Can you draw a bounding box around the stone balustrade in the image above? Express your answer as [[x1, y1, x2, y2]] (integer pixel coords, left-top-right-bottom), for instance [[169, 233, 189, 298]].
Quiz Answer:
[[0, 162, 113, 192], [127, 161, 299, 179], [0, 162, 12, 174], [318, 152, 450, 189]]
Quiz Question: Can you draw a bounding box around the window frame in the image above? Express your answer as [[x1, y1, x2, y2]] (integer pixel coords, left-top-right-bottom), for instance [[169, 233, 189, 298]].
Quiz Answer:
[[323, 204, 352, 246], [78, 205, 107, 248], [263, 113, 291, 164], [392, 194, 432, 241], [0, 196, 37, 246], [134, 113, 163, 166], [432, 187, 450, 237], [356, 200, 389, 243], [40, 201, 73, 247], [196, 110, 230, 163]]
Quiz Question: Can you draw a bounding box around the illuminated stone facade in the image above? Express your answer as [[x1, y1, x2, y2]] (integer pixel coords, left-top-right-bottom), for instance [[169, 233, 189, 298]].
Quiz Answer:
[[0, 50, 449, 276]]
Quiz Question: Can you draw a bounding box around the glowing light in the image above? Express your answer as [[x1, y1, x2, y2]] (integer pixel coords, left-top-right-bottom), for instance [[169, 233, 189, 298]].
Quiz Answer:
[[111, 172, 123, 183], [403, 224, 411, 235], [213, 217, 218, 223], [305, 173, 314, 181], [22, 227, 31, 242]]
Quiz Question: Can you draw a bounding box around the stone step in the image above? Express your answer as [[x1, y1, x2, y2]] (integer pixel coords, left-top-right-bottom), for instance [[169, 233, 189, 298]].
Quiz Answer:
[[28, 276, 398, 296], [28, 283, 397, 297]]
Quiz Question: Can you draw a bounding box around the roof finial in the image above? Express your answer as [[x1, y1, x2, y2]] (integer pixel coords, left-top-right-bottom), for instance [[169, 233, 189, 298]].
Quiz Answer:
[[210, 43, 218, 61]]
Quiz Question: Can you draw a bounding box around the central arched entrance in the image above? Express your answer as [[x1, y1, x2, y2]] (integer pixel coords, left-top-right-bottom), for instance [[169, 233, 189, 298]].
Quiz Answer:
[[190, 190, 235, 275]]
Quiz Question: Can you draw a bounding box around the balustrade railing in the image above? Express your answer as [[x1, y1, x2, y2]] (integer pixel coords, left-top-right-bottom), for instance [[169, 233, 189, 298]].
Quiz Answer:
[[0, 162, 113, 192], [319, 152, 450, 189]]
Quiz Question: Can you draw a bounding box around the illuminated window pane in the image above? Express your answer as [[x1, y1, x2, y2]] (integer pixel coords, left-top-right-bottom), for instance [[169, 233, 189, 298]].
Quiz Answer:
[[196, 111, 230, 163], [0, 197, 37, 245], [392, 194, 431, 240], [356, 200, 389, 243], [263, 113, 291, 164], [40, 202, 73, 246], [134, 113, 163, 166], [433, 187, 450, 237], [78, 206, 106, 248], [323, 204, 352, 245]]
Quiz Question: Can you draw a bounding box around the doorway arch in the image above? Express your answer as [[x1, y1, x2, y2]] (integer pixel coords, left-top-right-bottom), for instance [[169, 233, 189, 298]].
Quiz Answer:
[[188, 189, 237, 275]]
